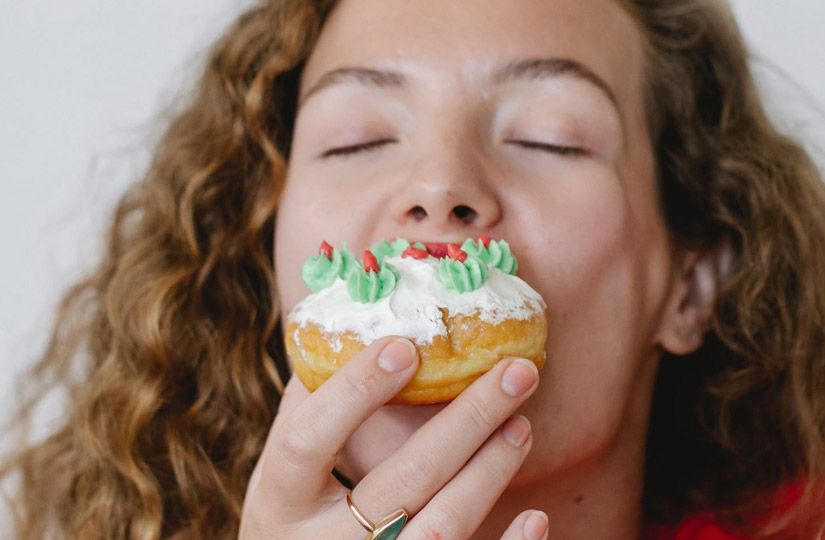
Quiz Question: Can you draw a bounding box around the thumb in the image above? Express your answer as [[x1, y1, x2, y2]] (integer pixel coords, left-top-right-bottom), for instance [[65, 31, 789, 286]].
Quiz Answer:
[[500, 510, 549, 540]]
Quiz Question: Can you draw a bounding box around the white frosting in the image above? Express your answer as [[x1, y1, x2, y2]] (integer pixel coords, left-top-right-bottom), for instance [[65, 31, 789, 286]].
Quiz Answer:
[[288, 255, 546, 345]]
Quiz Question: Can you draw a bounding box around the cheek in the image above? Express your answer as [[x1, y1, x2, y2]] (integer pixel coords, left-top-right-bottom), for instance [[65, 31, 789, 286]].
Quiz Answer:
[[515, 169, 669, 476], [543, 178, 642, 371], [274, 181, 338, 317], [525, 172, 632, 301], [274, 176, 382, 316], [274, 192, 306, 318]]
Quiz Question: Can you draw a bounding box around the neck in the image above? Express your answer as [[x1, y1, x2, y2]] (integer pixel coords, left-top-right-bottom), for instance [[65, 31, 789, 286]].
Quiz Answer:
[[474, 451, 645, 539], [474, 362, 657, 539]]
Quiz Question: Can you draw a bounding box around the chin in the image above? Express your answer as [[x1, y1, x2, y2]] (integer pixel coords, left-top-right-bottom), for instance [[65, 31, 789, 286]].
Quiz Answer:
[[388, 402, 449, 435]]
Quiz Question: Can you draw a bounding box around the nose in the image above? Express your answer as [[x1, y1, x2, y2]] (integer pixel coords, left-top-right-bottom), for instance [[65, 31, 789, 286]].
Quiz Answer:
[[388, 142, 502, 235]]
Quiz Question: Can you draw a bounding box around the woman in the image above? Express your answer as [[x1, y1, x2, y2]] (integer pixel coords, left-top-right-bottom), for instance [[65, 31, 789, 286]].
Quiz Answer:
[[3, 0, 824, 538]]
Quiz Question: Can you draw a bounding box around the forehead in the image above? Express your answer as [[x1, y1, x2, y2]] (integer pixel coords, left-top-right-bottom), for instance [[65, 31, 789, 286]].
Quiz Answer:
[[302, 0, 646, 117]]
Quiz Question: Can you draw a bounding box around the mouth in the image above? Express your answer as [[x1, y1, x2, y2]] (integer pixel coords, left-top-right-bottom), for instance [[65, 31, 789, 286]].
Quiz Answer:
[[414, 240, 476, 258], [420, 241, 454, 258], [379, 236, 489, 259]]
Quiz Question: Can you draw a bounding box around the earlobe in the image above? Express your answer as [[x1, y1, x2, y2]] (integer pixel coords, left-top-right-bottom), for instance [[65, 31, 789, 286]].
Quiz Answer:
[[655, 239, 734, 356]]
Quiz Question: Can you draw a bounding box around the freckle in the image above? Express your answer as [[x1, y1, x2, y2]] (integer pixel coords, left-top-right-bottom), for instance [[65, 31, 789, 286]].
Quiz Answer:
[[575, 495, 584, 504]]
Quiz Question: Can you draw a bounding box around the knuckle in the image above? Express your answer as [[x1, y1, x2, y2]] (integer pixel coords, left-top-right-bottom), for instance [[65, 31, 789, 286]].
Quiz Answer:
[[477, 448, 515, 484], [341, 369, 382, 401], [273, 423, 319, 472], [465, 398, 499, 433], [391, 458, 430, 494]]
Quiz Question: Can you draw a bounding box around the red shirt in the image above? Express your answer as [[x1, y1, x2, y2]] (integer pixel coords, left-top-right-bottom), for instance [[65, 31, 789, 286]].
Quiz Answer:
[[644, 483, 811, 539], [645, 517, 751, 540]]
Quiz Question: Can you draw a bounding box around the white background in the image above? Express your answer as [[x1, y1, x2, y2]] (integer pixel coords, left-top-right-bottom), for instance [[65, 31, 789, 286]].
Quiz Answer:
[[1, 1, 824, 444]]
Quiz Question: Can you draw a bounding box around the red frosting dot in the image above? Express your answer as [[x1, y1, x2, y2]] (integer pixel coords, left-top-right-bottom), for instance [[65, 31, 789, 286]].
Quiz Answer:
[[402, 245, 428, 259], [479, 235, 492, 248], [319, 240, 333, 260], [447, 243, 467, 262], [363, 250, 379, 272]]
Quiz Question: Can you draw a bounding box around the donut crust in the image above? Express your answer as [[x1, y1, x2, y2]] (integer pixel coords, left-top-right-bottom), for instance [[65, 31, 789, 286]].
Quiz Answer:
[[285, 306, 547, 405]]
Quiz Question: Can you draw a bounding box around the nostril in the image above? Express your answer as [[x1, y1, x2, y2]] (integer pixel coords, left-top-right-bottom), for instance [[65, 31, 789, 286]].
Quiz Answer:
[[410, 206, 428, 221], [452, 205, 477, 224]]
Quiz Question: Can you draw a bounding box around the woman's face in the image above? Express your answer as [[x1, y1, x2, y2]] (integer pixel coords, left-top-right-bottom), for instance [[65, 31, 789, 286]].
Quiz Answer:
[[276, 0, 676, 483]]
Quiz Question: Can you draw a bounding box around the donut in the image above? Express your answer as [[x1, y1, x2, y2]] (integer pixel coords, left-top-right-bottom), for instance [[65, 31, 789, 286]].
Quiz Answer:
[[284, 236, 547, 405]]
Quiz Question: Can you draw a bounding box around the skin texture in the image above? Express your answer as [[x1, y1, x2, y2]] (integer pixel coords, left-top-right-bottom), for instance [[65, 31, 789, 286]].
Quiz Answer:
[[269, 0, 714, 537]]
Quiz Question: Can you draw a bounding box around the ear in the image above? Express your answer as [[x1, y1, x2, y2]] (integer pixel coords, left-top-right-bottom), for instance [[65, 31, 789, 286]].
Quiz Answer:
[[655, 239, 734, 356]]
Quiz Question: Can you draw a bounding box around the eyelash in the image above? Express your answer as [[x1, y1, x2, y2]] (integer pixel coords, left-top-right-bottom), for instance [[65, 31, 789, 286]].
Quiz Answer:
[[320, 138, 586, 158], [506, 140, 587, 157], [321, 139, 396, 158]]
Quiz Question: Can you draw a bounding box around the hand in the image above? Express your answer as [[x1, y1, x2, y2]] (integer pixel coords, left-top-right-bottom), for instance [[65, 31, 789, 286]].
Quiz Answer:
[[239, 336, 548, 539]]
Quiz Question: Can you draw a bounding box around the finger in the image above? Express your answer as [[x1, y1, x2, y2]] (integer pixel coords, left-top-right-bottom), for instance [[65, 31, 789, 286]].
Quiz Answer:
[[271, 374, 311, 433], [399, 415, 534, 540], [354, 357, 539, 516], [500, 509, 549, 540], [245, 376, 309, 505], [259, 336, 419, 506]]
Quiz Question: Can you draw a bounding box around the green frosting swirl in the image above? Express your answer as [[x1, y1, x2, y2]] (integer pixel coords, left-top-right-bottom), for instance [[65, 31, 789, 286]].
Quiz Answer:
[[460, 238, 518, 275], [347, 262, 400, 303], [301, 247, 343, 292], [438, 255, 489, 292], [370, 237, 411, 264], [338, 244, 359, 280]]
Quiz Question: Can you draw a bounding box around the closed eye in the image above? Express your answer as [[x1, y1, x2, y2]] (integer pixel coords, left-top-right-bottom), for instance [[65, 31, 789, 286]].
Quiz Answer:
[[321, 138, 397, 158], [506, 139, 587, 157]]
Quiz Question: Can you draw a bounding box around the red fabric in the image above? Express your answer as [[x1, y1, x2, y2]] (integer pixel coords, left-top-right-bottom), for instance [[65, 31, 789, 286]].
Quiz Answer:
[[643, 482, 807, 540], [644, 516, 751, 540]]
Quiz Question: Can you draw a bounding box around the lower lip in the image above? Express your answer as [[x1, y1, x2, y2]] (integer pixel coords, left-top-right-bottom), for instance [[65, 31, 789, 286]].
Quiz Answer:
[[422, 242, 454, 258]]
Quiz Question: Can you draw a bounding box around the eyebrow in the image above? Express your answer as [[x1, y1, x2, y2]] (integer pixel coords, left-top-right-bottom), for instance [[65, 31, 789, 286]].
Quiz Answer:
[[493, 58, 618, 108], [298, 57, 619, 111]]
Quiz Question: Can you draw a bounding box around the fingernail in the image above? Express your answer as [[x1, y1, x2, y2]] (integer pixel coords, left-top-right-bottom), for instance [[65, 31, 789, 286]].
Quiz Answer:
[[523, 510, 548, 540], [378, 338, 417, 373], [502, 415, 531, 447], [501, 359, 537, 397]]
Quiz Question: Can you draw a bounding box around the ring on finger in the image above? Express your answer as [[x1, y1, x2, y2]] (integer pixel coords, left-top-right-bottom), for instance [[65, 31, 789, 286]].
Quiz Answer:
[[346, 490, 409, 540]]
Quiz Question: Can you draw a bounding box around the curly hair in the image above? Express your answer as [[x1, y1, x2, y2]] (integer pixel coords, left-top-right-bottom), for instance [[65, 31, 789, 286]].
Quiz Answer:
[[628, 1, 825, 534], [2, 0, 823, 538]]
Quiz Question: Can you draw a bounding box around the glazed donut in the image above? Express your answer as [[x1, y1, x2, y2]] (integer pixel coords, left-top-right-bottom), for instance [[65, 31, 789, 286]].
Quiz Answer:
[[284, 236, 547, 405]]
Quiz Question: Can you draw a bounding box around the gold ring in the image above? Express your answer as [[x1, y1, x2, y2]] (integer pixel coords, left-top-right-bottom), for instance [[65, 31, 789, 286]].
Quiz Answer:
[[346, 491, 408, 540]]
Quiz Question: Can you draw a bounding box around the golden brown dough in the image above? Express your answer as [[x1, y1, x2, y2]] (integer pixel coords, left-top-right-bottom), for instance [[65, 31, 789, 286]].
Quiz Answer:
[[285, 306, 547, 405]]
